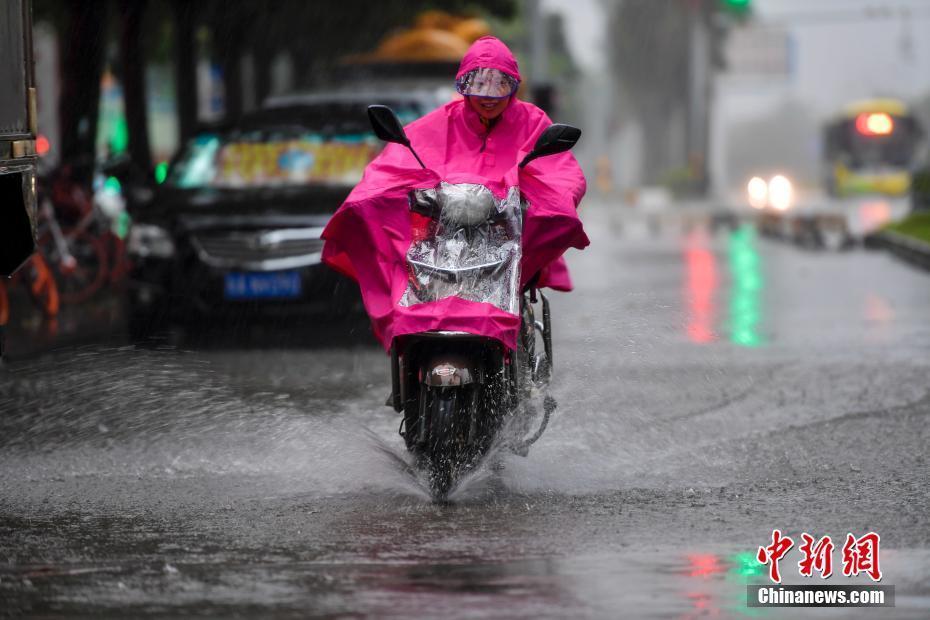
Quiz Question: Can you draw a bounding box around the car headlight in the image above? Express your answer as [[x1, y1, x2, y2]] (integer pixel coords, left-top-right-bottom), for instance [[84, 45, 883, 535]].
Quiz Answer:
[[767, 175, 793, 211], [747, 176, 768, 209], [128, 224, 175, 258]]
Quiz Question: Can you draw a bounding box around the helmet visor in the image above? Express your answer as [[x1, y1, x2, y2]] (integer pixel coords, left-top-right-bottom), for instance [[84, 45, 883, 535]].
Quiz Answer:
[[456, 67, 519, 99]]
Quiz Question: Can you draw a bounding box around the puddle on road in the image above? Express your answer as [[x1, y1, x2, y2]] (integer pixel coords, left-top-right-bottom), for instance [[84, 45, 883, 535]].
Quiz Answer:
[[2, 543, 928, 618], [0, 346, 412, 498]]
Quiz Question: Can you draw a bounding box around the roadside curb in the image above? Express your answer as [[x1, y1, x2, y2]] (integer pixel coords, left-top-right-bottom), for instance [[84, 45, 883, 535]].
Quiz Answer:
[[866, 230, 930, 272]]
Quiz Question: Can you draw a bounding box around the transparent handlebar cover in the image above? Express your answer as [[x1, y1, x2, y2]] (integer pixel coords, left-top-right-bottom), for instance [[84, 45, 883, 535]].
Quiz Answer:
[[400, 182, 522, 315]]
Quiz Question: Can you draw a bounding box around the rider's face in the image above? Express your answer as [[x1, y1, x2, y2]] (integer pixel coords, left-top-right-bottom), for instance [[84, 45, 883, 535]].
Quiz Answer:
[[468, 95, 509, 121]]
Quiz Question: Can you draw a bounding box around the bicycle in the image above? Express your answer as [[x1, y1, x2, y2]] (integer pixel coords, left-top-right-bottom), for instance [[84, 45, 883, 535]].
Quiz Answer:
[[37, 168, 110, 305]]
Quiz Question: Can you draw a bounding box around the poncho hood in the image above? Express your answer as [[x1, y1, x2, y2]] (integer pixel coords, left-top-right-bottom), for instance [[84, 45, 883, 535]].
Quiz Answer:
[[455, 36, 522, 82]]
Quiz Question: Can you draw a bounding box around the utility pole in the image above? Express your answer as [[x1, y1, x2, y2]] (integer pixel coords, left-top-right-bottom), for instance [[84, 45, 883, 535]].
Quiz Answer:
[[687, 0, 711, 195], [526, 0, 554, 114]]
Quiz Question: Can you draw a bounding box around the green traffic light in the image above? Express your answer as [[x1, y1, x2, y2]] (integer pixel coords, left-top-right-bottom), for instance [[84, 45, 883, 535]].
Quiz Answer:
[[721, 0, 751, 13], [154, 161, 169, 184]]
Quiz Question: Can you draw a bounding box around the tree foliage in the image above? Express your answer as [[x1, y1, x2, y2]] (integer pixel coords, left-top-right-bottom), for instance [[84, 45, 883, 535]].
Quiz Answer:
[[196, 0, 515, 86]]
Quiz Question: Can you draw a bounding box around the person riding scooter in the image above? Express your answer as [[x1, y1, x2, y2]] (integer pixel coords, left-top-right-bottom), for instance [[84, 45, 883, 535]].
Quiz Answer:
[[321, 35, 588, 498]]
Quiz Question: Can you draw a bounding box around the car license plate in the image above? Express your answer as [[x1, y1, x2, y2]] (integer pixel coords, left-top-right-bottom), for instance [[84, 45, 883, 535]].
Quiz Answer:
[[224, 271, 302, 300]]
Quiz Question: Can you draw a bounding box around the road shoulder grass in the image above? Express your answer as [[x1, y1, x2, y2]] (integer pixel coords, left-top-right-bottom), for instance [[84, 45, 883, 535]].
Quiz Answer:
[[884, 211, 930, 245]]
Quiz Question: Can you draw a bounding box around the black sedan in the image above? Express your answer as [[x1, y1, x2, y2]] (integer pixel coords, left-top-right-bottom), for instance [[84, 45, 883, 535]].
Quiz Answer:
[[126, 93, 440, 339]]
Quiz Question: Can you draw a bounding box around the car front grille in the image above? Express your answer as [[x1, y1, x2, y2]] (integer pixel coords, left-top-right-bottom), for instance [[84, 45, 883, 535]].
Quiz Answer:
[[191, 227, 326, 271]]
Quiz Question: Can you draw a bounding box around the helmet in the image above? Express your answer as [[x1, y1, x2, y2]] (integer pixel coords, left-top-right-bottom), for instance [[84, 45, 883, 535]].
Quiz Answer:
[[455, 67, 519, 99]]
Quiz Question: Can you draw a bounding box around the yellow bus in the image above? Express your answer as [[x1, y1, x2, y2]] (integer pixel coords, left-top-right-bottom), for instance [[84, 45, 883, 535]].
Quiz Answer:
[[823, 98, 925, 197]]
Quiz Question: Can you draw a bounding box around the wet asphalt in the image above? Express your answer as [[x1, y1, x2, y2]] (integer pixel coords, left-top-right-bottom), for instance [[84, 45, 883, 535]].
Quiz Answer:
[[1, 201, 929, 618]]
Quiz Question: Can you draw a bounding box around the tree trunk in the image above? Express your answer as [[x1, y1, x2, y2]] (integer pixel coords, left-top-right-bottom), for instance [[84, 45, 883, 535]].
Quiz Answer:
[[58, 0, 107, 182], [172, 0, 197, 145], [118, 0, 152, 175]]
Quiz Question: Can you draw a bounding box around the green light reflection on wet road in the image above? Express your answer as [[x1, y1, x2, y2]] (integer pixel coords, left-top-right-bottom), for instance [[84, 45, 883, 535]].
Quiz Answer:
[[727, 225, 765, 348]]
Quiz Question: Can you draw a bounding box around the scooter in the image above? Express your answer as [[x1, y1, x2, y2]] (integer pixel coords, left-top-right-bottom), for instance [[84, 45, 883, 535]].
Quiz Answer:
[[367, 106, 581, 500]]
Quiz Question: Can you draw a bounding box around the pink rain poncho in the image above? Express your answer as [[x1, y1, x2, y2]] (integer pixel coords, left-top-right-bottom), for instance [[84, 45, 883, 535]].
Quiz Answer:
[[322, 36, 589, 351]]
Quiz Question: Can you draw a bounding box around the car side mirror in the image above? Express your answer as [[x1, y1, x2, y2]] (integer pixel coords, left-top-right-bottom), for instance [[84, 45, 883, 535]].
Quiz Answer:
[[367, 105, 426, 169], [519, 124, 582, 168]]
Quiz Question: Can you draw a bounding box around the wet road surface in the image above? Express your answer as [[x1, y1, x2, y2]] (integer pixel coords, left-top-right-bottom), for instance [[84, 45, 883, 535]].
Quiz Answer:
[[2, 201, 929, 618]]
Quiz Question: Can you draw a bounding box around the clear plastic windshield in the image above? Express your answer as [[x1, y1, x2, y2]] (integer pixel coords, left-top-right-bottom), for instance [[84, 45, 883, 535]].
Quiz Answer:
[[400, 182, 522, 316]]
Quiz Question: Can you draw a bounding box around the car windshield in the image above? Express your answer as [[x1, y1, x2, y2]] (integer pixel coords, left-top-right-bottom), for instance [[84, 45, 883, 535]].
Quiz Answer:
[[165, 101, 425, 189]]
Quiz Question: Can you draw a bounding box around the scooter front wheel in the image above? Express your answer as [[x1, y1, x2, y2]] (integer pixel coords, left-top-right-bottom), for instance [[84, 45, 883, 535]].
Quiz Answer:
[[421, 386, 468, 501]]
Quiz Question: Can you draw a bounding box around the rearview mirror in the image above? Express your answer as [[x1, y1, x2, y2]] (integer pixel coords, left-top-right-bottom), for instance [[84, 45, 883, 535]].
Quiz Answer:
[[368, 105, 410, 146], [519, 124, 582, 168], [367, 105, 426, 169]]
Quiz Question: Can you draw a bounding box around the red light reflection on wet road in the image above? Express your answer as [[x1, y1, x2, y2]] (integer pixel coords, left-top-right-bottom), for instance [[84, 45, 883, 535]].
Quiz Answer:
[[684, 230, 719, 344]]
